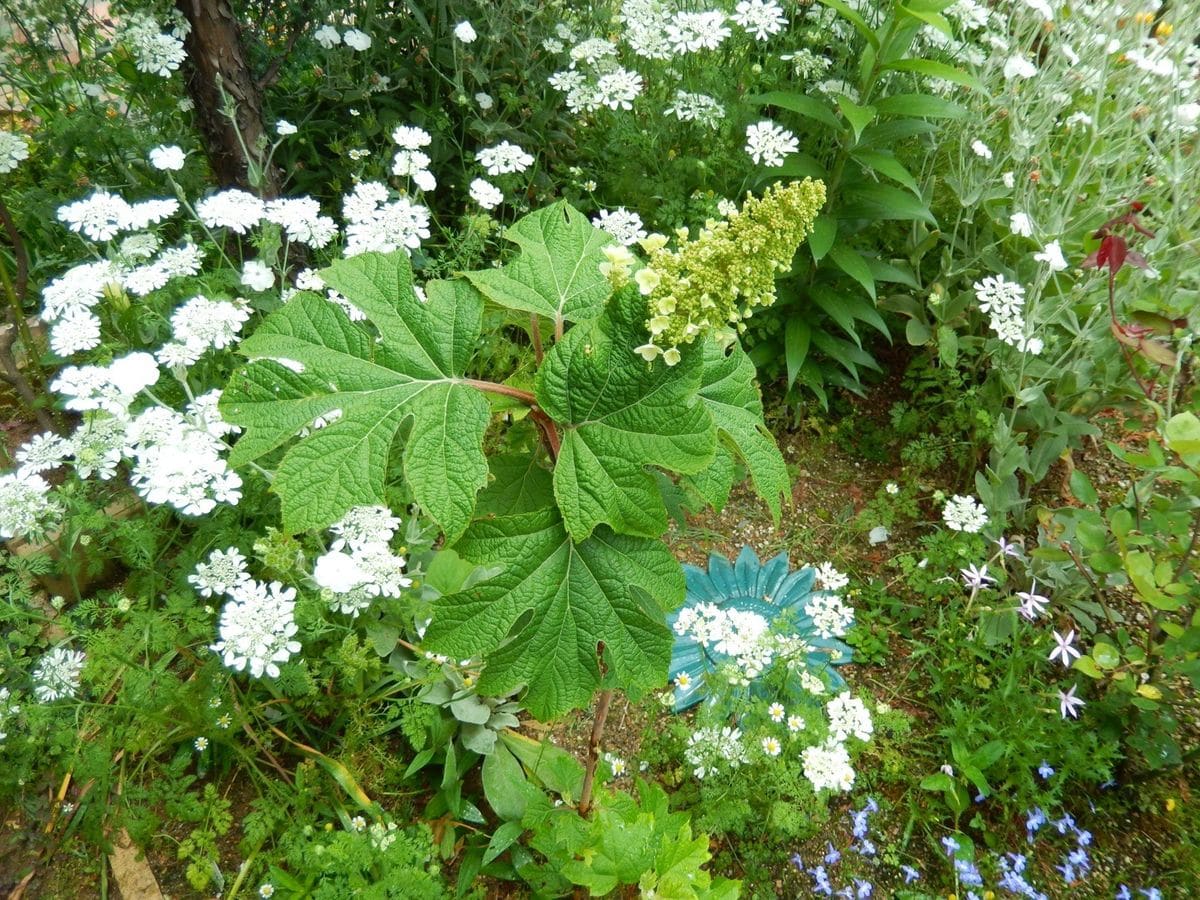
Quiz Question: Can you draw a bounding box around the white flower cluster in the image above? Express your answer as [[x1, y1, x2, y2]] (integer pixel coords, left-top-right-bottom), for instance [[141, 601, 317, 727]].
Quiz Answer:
[[342, 181, 431, 257], [313, 505, 412, 617], [666, 10, 731, 53], [814, 562, 850, 592], [475, 141, 534, 177], [973, 274, 1042, 354], [46, 355, 243, 517], [0, 469, 60, 540], [58, 191, 179, 243], [264, 197, 338, 248], [804, 593, 855, 640], [391, 125, 436, 192], [826, 691, 874, 743], [674, 604, 777, 681], [126, 404, 243, 516], [592, 208, 646, 246], [744, 120, 799, 167], [731, 0, 788, 41], [32, 647, 86, 702], [942, 494, 989, 533], [684, 725, 749, 779], [118, 11, 189, 77], [149, 144, 185, 171], [664, 90, 725, 128], [190, 547, 251, 598], [210, 579, 302, 678], [801, 738, 856, 792], [161, 294, 252, 367], [0, 130, 31, 173], [469, 178, 503, 210]]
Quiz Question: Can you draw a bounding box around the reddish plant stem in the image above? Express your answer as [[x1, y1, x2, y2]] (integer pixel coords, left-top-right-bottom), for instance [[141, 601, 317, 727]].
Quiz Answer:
[[462, 378, 560, 462], [1105, 264, 1155, 401], [577, 688, 614, 817]]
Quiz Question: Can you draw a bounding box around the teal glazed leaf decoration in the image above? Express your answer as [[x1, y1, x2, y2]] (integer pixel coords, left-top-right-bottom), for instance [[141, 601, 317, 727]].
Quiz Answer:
[[667, 546, 853, 712]]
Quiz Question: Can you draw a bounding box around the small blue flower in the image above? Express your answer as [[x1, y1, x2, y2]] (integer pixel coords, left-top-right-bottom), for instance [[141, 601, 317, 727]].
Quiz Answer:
[[808, 865, 833, 896], [1075, 828, 1093, 847], [824, 842, 841, 865], [1068, 847, 1091, 874], [900, 865, 920, 884], [851, 809, 870, 839], [954, 858, 983, 887], [790, 852, 804, 872], [855, 838, 877, 856], [864, 796, 878, 814], [855, 879, 873, 898], [1138, 889, 1162, 900], [1025, 807, 1047, 842], [1053, 812, 1075, 835], [1115, 887, 1131, 900], [1038, 760, 1054, 779], [1056, 860, 1076, 884], [941, 836, 960, 857]]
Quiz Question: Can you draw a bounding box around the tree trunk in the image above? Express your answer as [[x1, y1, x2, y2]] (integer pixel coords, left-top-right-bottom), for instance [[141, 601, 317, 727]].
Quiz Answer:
[[175, 0, 279, 194]]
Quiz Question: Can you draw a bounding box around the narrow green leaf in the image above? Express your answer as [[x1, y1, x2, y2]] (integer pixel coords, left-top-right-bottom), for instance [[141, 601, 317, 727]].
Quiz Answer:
[[808, 215, 837, 262], [828, 245, 877, 300], [786, 317, 811, 389], [898, 5, 954, 38], [840, 182, 937, 226], [874, 92, 967, 118], [482, 822, 525, 866], [816, 0, 881, 48], [837, 96, 877, 143], [884, 58, 984, 92], [747, 91, 842, 129], [851, 148, 921, 195]]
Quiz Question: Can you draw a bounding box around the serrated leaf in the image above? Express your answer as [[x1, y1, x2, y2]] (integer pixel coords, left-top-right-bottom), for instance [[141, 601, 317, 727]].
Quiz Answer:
[[685, 340, 789, 524], [535, 289, 717, 541], [222, 254, 490, 539], [463, 201, 614, 331], [476, 453, 555, 517], [424, 508, 683, 719]]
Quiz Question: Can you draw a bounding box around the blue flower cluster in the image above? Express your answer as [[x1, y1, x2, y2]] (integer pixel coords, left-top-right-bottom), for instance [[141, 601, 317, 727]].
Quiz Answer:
[[789, 788, 1163, 898], [790, 797, 905, 897]]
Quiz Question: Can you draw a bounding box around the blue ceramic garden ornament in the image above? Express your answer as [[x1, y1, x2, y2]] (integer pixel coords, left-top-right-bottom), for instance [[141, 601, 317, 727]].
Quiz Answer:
[[667, 546, 854, 713]]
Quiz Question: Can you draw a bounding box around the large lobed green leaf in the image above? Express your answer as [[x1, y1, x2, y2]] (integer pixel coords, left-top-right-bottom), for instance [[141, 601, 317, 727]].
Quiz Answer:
[[684, 340, 789, 524], [220, 252, 490, 540], [535, 288, 717, 542], [464, 201, 615, 333], [423, 506, 683, 720]]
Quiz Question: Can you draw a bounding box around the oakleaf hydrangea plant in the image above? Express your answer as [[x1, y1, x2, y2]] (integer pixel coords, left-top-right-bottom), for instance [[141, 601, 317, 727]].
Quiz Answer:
[[221, 184, 822, 721]]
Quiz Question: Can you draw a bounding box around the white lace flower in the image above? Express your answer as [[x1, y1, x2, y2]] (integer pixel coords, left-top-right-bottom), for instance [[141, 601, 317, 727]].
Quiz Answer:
[[469, 178, 503, 210], [744, 121, 798, 167], [211, 580, 302, 678], [32, 648, 86, 702], [475, 141, 534, 176]]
